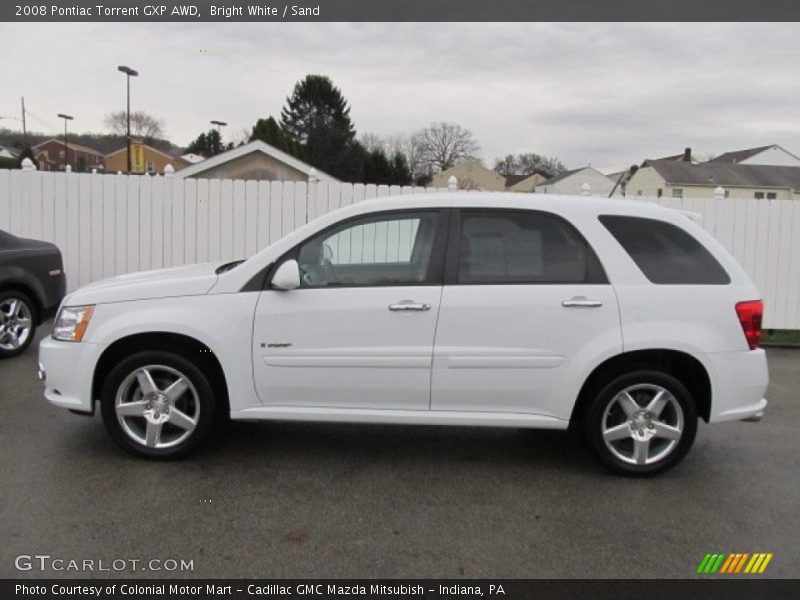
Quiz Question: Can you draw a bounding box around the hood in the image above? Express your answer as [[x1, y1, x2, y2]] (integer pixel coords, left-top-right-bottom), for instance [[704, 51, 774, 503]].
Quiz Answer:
[[65, 262, 221, 306]]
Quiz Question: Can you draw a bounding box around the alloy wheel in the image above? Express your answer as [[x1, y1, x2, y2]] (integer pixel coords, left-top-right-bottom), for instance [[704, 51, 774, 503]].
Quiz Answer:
[[115, 364, 200, 449], [0, 297, 33, 352], [601, 383, 684, 466]]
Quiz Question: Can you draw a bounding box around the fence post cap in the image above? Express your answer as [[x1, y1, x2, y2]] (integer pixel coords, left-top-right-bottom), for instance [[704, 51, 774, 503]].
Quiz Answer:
[[21, 158, 37, 171], [163, 163, 175, 177], [308, 167, 318, 183], [713, 185, 725, 198], [580, 182, 591, 195], [65, 165, 72, 173], [447, 175, 458, 190]]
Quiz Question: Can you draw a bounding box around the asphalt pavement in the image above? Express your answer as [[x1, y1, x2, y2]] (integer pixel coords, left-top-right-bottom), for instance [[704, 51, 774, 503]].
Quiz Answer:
[[1, 327, 798, 578]]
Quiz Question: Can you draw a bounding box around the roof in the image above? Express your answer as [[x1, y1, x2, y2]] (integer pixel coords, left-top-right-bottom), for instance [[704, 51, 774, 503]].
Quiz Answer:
[[181, 153, 205, 164], [175, 139, 340, 182], [645, 159, 800, 191], [710, 145, 775, 164], [503, 174, 529, 187], [503, 171, 548, 187], [540, 167, 586, 186], [33, 138, 104, 156]]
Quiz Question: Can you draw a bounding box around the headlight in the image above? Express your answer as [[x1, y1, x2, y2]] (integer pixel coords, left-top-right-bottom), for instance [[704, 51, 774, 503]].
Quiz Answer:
[[52, 305, 94, 342]]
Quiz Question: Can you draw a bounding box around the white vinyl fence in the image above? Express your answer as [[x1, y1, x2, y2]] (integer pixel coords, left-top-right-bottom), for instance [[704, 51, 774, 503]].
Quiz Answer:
[[1, 169, 799, 329]]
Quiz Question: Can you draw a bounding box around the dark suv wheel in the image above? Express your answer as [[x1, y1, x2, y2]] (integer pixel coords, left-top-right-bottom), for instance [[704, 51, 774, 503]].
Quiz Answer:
[[100, 350, 216, 458], [0, 290, 37, 358], [584, 370, 698, 476]]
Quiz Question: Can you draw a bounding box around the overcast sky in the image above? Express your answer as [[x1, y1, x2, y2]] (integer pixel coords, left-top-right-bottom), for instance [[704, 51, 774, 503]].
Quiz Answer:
[[1, 22, 799, 172]]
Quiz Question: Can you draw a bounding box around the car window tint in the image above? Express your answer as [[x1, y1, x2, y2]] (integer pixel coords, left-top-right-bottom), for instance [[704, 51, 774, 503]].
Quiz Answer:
[[297, 212, 439, 287], [599, 215, 730, 284], [457, 210, 605, 284]]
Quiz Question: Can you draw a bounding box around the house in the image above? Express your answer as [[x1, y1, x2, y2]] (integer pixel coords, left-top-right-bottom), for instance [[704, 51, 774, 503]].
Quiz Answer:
[[709, 144, 800, 167], [503, 171, 548, 193], [33, 138, 105, 172], [181, 153, 205, 164], [430, 160, 506, 191], [624, 159, 800, 200], [536, 166, 616, 196], [176, 139, 340, 182], [105, 139, 188, 174], [0, 145, 18, 160]]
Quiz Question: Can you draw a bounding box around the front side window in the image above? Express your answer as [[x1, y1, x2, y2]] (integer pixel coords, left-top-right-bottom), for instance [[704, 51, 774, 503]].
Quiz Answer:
[[296, 211, 440, 287], [455, 210, 606, 284], [671, 188, 683, 198], [600, 215, 730, 284]]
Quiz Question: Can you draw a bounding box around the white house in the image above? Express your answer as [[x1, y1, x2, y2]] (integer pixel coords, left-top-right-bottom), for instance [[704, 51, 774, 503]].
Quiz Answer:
[[536, 166, 616, 196]]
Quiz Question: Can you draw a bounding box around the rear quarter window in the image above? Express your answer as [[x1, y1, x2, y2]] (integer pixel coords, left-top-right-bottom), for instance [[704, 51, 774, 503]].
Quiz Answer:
[[599, 215, 730, 284]]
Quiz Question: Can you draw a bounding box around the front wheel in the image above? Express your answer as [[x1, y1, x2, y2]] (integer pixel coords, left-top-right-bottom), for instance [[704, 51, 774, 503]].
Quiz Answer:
[[585, 370, 697, 476], [0, 290, 37, 358], [100, 351, 216, 458]]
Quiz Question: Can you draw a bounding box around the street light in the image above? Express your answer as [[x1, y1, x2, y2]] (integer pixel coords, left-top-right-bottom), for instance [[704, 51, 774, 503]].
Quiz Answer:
[[57, 113, 73, 171], [117, 65, 138, 173], [210, 120, 227, 134]]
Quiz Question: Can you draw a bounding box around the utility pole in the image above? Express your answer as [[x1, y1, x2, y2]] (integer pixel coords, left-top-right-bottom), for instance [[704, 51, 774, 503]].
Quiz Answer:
[[20, 97, 27, 144], [57, 113, 74, 171]]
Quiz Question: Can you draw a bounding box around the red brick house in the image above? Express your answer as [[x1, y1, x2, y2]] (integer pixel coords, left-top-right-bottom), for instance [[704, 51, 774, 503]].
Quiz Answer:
[[33, 138, 105, 172]]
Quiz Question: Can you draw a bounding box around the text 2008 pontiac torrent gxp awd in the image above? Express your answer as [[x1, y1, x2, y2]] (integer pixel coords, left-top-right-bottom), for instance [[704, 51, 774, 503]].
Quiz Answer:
[[39, 193, 767, 476]]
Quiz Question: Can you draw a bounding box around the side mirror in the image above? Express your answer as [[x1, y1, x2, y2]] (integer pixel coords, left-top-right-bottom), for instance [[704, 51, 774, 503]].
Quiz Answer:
[[271, 260, 301, 290]]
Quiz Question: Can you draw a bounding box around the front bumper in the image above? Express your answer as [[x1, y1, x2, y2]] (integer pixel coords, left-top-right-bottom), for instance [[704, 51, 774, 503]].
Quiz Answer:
[[38, 335, 100, 414]]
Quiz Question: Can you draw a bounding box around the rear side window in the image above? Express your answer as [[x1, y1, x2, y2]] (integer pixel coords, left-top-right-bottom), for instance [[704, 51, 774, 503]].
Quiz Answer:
[[455, 210, 607, 284], [599, 215, 730, 284]]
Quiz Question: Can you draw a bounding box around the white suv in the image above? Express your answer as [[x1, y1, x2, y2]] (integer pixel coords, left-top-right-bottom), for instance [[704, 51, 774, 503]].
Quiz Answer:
[[38, 193, 768, 475]]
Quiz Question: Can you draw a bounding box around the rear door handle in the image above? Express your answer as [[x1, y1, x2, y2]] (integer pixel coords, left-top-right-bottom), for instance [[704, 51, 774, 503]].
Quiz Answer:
[[389, 300, 431, 312], [562, 296, 603, 308]]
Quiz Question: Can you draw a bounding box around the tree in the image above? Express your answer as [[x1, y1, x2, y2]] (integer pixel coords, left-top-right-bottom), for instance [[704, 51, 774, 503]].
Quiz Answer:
[[15, 145, 38, 169], [280, 75, 359, 180], [186, 129, 225, 158], [493, 152, 567, 179], [104, 111, 165, 139], [250, 116, 292, 153], [415, 122, 480, 174]]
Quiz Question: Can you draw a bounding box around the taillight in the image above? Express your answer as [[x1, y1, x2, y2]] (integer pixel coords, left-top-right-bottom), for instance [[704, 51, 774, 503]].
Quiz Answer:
[[735, 300, 763, 350]]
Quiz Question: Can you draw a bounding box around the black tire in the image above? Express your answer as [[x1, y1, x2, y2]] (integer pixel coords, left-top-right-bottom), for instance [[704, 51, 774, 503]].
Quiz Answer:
[[0, 290, 38, 359], [100, 350, 217, 459], [584, 370, 697, 477]]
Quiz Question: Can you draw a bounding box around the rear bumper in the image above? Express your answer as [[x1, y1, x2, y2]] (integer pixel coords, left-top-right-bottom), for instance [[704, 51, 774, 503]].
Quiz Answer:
[[705, 349, 769, 423], [38, 335, 99, 414]]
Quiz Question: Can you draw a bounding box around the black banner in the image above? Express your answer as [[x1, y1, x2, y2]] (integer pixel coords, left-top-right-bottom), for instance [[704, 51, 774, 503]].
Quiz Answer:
[[3, 0, 800, 22], [3, 580, 800, 600]]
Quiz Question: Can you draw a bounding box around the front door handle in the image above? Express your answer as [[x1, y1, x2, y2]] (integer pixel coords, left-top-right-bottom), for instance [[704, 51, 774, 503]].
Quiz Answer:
[[389, 300, 431, 312], [562, 296, 603, 308]]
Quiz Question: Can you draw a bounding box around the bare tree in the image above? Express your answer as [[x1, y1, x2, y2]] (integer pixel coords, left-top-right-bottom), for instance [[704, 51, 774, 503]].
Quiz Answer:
[[104, 111, 165, 138], [416, 122, 480, 174], [493, 152, 567, 179]]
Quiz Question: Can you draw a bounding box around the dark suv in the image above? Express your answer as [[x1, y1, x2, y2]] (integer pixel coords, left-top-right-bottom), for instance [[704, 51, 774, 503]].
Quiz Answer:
[[0, 230, 66, 358]]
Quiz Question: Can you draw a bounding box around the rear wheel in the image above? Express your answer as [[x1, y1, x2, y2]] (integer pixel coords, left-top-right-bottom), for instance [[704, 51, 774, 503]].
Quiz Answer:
[[100, 351, 216, 458], [0, 290, 36, 358], [585, 370, 697, 476]]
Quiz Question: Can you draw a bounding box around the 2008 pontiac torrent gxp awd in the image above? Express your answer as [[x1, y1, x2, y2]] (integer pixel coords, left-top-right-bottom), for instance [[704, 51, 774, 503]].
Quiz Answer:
[[39, 193, 768, 476]]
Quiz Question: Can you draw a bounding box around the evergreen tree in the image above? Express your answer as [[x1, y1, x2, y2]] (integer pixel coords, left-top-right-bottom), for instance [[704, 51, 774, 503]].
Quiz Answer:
[[186, 129, 225, 157], [280, 75, 358, 180], [250, 116, 292, 153], [389, 151, 412, 185]]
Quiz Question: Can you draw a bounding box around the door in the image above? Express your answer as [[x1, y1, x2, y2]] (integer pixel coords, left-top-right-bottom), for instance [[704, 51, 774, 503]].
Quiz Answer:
[[252, 209, 448, 410], [431, 209, 621, 418]]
